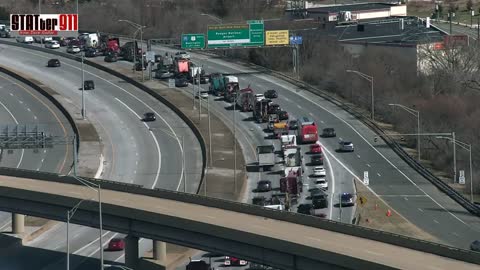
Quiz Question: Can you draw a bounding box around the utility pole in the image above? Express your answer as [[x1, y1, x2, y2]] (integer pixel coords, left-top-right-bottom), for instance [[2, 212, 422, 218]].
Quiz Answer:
[[453, 132, 457, 184], [81, 52, 86, 120], [208, 92, 213, 168]]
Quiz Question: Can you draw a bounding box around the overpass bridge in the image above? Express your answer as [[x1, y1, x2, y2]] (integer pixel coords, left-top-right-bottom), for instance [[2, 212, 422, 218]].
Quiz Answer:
[[0, 167, 479, 270]]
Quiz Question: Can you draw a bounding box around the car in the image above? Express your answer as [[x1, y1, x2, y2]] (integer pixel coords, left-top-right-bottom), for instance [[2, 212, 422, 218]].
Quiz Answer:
[[338, 141, 354, 152], [224, 256, 248, 266], [256, 180, 272, 192], [44, 40, 60, 49], [278, 111, 289, 121], [155, 69, 174, 79], [310, 191, 328, 209], [47, 59, 61, 67], [107, 238, 125, 251], [471, 240, 480, 252], [314, 179, 328, 189], [313, 166, 326, 177], [84, 47, 97, 57], [143, 112, 156, 122], [83, 80, 95, 90], [135, 61, 146, 71], [63, 37, 77, 46], [310, 155, 323, 165], [104, 53, 118, 62], [252, 196, 268, 206], [288, 119, 298, 130], [16, 36, 34, 43], [255, 93, 265, 101], [67, 45, 81, 53], [297, 203, 313, 215], [0, 29, 11, 38], [175, 51, 190, 60], [340, 192, 355, 206], [267, 104, 281, 114], [197, 91, 209, 99], [264, 89, 278, 98], [34, 36, 52, 43], [200, 75, 209, 84], [175, 76, 189, 87], [310, 143, 322, 154], [322, 128, 336, 137]]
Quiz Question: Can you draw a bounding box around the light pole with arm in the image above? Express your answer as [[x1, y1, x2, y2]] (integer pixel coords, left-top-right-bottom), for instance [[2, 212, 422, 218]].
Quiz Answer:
[[436, 136, 474, 202], [388, 104, 421, 161], [66, 175, 103, 270], [200, 13, 223, 24], [118, 20, 146, 81], [346, 70, 374, 121]]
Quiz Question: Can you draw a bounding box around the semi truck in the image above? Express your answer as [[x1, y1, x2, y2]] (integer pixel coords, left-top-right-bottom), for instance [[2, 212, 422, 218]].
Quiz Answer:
[[280, 169, 303, 196], [175, 58, 191, 76], [120, 41, 142, 62], [280, 134, 297, 150], [257, 145, 275, 171], [236, 86, 255, 112], [189, 64, 203, 83], [224, 76, 240, 102], [297, 117, 318, 144], [273, 122, 289, 139], [253, 99, 270, 123], [209, 73, 225, 96], [283, 145, 302, 176], [99, 34, 120, 55]]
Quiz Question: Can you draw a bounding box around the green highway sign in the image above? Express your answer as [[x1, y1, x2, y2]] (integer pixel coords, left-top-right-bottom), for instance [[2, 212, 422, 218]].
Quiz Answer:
[[181, 34, 205, 49], [207, 21, 264, 48]]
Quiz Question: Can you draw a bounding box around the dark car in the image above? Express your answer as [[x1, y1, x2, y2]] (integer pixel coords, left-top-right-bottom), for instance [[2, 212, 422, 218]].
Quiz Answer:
[[471, 240, 480, 252], [267, 104, 281, 114], [297, 203, 313, 215], [175, 76, 189, 87], [135, 61, 146, 71], [200, 75, 209, 84], [47, 59, 61, 67], [288, 119, 298, 130], [83, 80, 95, 90], [143, 112, 156, 122], [310, 155, 323, 165], [340, 192, 354, 207], [264, 89, 278, 98], [107, 238, 125, 251], [252, 196, 268, 206], [322, 128, 336, 138], [84, 47, 97, 57], [104, 53, 118, 62], [256, 180, 272, 192], [278, 111, 289, 121], [0, 29, 11, 38], [311, 191, 328, 209]]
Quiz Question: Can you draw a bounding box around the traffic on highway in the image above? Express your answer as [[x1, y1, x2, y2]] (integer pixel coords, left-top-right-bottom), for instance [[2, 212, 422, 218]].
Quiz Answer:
[[1, 1, 480, 269]]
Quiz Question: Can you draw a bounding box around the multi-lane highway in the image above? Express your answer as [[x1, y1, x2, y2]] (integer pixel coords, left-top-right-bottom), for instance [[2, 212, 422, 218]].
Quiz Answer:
[[0, 71, 73, 232], [0, 42, 203, 268]]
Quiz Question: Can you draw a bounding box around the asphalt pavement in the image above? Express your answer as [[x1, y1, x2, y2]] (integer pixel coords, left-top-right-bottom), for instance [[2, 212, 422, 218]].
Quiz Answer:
[[0, 41, 202, 269]]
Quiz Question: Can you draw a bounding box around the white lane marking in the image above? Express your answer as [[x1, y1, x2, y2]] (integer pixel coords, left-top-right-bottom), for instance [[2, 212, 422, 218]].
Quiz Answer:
[[13, 47, 184, 188], [308, 112, 314, 117], [283, 97, 290, 102], [357, 154, 361, 158], [366, 164, 371, 167], [41, 158, 44, 163], [27, 108, 31, 112], [418, 208, 424, 212], [34, 115, 37, 120], [433, 219, 439, 224], [452, 232, 460, 237], [297, 105, 301, 109], [9, 93, 13, 96], [404, 197, 408, 201], [320, 120, 324, 124], [206, 57, 470, 227], [19, 100, 23, 104], [0, 100, 24, 168], [136, 152, 139, 156], [115, 98, 162, 188], [320, 143, 335, 219], [85, 233, 117, 258], [377, 173, 381, 177], [134, 170, 137, 174], [365, 250, 384, 256], [72, 231, 111, 255], [205, 215, 216, 219], [43, 149, 47, 153]]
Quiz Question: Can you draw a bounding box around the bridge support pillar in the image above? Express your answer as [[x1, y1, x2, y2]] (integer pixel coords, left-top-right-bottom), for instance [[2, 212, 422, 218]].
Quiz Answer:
[[125, 235, 139, 269], [12, 213, 24, 234], [153, 240, 167, 265]]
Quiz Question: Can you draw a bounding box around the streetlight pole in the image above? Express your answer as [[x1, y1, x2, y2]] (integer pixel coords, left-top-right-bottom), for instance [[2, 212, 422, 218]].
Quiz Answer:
[[66, 176, 104, 270], [233, 94, 237, 194], [388, 104, 421, 161], [346, 70, 375, 121], [81, 52, 86, 120], [436, 136, 474, 202]]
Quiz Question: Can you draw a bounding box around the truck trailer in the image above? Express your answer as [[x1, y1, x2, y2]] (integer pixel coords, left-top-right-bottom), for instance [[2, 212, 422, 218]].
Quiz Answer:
[[257, 145, 275, 171]]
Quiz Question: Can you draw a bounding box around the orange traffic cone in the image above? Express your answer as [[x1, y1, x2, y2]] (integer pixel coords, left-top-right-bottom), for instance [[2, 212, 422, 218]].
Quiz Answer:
[[386, 209, 392, 217]]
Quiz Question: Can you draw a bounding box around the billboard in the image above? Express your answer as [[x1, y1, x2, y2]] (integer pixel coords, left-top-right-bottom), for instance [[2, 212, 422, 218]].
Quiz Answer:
[[207, 20, 264, 48], [10, 14, 78, 37], [265, 30, 289, 45]]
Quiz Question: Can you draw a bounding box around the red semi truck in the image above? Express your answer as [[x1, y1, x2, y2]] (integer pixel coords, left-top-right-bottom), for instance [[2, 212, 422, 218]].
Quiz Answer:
[[297, 117, 318, 144]]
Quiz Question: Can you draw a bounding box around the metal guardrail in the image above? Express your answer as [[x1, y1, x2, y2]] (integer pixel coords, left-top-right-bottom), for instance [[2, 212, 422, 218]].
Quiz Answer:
[[0, 39, 207, 195], [0, 166, 479, 265], [0, 66, 80, 169]]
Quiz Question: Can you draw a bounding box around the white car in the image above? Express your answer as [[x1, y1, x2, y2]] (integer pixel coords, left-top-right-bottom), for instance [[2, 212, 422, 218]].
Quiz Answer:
[[67, 45, 81, 54], [45, 41, 60, 49], [16, 36, 34, 43], [313, 166, 326, 177], [314, 179, 328, 189], [200, 91, 209, 99], [175, 51, 190, 60], [255, 93, 265, 101]]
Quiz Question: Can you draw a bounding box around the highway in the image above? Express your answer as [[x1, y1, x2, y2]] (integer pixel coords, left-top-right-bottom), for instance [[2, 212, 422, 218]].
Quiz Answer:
[[0, 174, 478, 270], [0, 42, 203, 268], [433, 21, 479, 40], [0, 71, 73, 232], [149, 45, 480, 249]]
